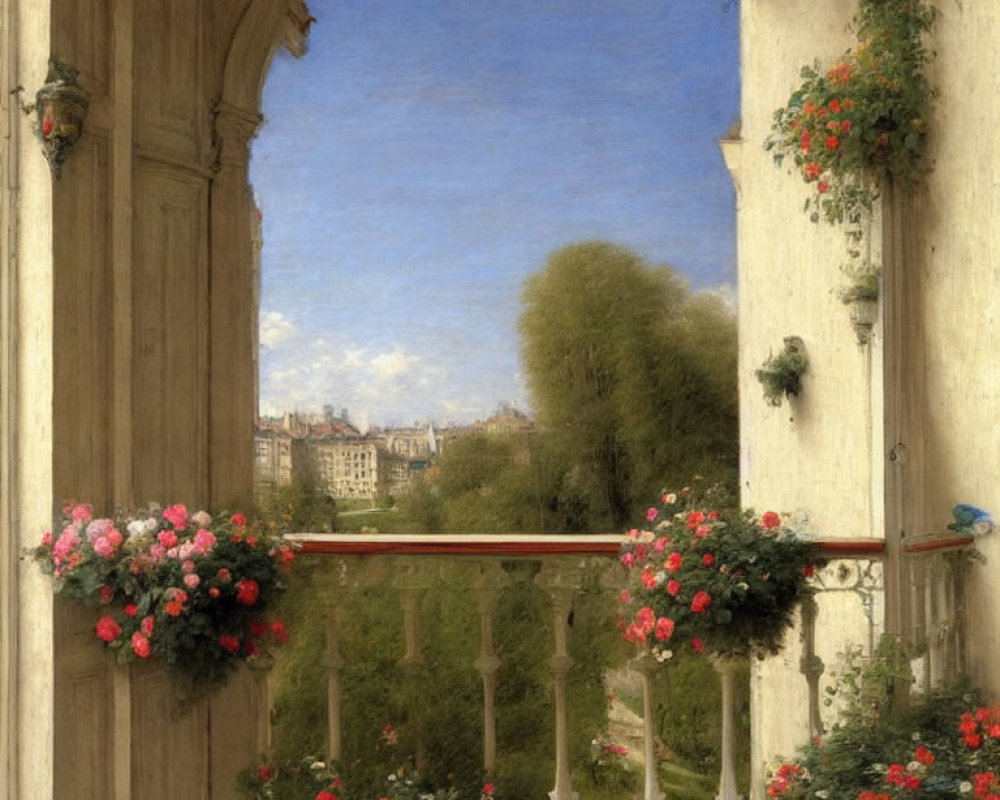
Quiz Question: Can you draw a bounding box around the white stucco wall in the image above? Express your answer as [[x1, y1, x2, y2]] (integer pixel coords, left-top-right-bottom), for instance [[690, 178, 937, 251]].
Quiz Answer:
[[740, 0, 1000, 793]]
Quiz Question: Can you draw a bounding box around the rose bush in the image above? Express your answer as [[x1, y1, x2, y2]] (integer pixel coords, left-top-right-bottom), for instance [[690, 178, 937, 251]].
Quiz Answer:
[[32, 501, 295, 691]]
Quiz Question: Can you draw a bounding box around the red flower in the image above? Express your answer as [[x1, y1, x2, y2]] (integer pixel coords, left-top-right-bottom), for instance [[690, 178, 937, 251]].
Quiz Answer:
[[131, 632, 151, 658], [96, 616, 121, 642], [654, 617, 675, 641], [41, 109, 54, 137], [666, 552, 682, 572], [165, 600, 183, 617], [687, 511, 705, 529], [966, 733, 983, 749], [666, 579, 680, 596], [761, 511, 781, 530], [256, 765, 273, 782], [248, 619, 267, 638], [800, 131, 811, 152], [690, 637, 704, 653], [140, 616, 155, 636], [803, 162, 822, 180], [482, 783, 495, 797], [219, 634, 240, 654], [817, 181, 830, 194], [99, 585, 115, 605], [825, 135, 839, 149], [270, 620, 289, 644], [828, 99, 842, 114], [236, 578, 260, 606], [230, 512, 247, 529], [691, 591, 712, 614], [702, 553, 715, 566], [124, 603, 139, 617], [914, 745, 934, 765], [840, 120, 852, 134], [315, 790, 339, 800]]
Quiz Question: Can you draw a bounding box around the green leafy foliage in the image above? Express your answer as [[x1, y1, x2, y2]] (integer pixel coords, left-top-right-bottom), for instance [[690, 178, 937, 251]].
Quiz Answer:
[[766, 640, 998, 800], [755, 338, 809, 408], [519, 241, 738, 529]]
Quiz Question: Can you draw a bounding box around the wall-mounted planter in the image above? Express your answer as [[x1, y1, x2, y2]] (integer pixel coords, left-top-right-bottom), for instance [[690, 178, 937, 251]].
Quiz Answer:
[[755, 336, 808, 408]]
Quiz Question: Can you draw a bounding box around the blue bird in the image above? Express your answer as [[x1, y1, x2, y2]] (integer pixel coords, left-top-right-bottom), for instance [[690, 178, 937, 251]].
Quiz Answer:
[[948, 504, 995, 537]]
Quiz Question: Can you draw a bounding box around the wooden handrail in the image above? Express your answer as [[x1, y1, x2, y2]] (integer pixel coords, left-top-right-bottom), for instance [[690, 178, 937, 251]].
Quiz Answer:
[[287, 533, 904, 559]]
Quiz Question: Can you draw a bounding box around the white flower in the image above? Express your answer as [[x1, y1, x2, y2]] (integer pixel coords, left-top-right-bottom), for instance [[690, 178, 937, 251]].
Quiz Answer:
[[310, 761, 326, 771], [911, 731, 921, 741], [906, 761, 920, 773], [737, 582, 750, 591], [960, 781, 973, 793], [143, 517, 158, 534], [126, 520, 146, 538], [664, 493, 677, 505], [816, 790, 829, 799]]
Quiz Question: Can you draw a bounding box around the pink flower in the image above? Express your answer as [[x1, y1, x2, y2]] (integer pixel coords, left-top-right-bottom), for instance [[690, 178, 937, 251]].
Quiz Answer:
[[620, 553, 636, 569], [181, 559, 197, 573], [666, 579, 680, 596], [653, 537, 669, 553], [209, 587, 220, 598], [131, 632, 151, 658], [148, 543, 166, 561], [162, 504, 188, 530], [107, 528, 123, 548], [157, 530, 178, 549], [183, 573, 201, 589], [482, 783, 495, 797], [654, 617, 675, 641], [646, 507, 659, 521], [193, 528, 217, 555], [619, 589, 632, 604], [140, 616, 155, 636], [99, 585, 115, 605], [53, 528, 80, 563], [640, 569, 657, 589], [695, 524, 712, 538], [70, 503, 93, 522], [41, 531, 53, 545], [93, 536, 113, 558], [216, 568, 232, 583], [230, 512, 248, 529], [691, 591, 712, 613], [96, 616, 121, 642], [85, 518, 113, 541]]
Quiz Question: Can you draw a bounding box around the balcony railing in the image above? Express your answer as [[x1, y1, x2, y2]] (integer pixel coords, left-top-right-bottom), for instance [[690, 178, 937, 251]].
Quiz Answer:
[[274, 532, 973, 800]]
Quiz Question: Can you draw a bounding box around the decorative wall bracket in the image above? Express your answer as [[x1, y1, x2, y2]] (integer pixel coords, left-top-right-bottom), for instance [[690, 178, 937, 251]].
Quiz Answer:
[[16, 58, 90, 177]]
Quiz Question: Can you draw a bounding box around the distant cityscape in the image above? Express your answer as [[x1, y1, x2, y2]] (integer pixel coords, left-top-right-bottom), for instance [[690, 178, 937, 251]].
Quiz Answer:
[[254, 403, 535, 503]]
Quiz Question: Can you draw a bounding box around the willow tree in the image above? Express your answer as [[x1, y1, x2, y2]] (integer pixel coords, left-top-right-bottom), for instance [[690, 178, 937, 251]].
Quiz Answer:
[[518, 241, 737, 529]]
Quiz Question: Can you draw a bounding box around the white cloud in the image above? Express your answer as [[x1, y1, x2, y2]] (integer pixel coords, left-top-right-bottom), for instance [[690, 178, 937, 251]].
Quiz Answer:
[[259, 311, 297, 348], [371, 348, 421, 380]]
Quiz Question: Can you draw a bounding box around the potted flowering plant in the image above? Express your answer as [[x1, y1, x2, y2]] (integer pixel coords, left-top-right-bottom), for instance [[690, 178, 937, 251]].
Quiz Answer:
[[618, 489, 822, 661], [32, 501, 296, 692], [765, 0, 935, 226], [755, 337, 809, 409], [766, 643, 1000, 800]]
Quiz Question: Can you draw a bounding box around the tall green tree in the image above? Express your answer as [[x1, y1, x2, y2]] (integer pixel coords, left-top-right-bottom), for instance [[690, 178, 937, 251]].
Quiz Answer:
[[519, 241, 737, 529]]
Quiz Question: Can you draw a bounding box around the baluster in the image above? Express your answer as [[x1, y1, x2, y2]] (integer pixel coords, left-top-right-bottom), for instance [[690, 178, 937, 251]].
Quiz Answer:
[[909, 556, 929, 694], [537, 564, 580, 800], [630, 653, 664, 800], [396, 562, 430, 771], [713, 657, 741, 800], [249, 654, 276, 756], [474, 563, 504, 775], [798, 591, 824, 739], [322, 602, 344, 761]]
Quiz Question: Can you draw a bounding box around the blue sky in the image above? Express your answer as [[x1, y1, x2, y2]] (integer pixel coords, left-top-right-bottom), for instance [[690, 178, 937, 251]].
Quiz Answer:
[[251, 0, 740, 430]]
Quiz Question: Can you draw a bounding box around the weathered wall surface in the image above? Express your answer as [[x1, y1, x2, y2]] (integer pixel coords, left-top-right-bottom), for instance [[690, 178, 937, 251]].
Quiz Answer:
[[0, 1, 309, 798], [740, 0, 1000, 794], [738, 0, 880, 785], [911, 4, 1000, 695]]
